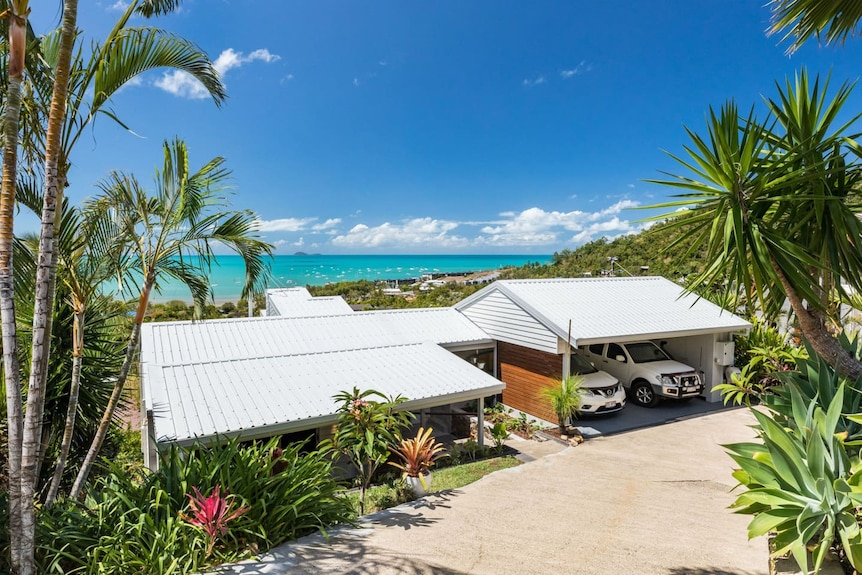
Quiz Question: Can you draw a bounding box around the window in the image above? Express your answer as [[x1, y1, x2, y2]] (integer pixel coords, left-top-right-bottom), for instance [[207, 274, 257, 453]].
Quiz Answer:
[[588, 343, 604, 356], [570, 353, 598, 375], [607, 343, 626, 362], [626, 342, 671, 363]]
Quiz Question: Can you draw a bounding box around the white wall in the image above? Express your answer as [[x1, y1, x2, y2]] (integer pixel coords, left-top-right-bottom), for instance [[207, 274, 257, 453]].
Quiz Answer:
[[663, 332, 735, 403]]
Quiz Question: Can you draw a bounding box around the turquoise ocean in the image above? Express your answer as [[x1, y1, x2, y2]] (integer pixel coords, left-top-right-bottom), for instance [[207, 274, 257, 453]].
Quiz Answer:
[[147, 254, 551, 303]]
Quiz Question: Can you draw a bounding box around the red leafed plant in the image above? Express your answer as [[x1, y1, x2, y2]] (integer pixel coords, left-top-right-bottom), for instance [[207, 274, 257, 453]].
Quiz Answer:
[[180, 485, 249, 557]]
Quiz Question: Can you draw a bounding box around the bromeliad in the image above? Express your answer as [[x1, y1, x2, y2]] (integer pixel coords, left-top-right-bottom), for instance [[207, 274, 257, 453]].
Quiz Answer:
[[180, 485, 249, 557]]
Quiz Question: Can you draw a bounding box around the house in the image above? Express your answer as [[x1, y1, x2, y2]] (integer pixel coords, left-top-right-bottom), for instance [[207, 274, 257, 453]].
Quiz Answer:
[[265, 287, 354, 317], [454, 277, 750, 422], [140, 308, 500, 470]]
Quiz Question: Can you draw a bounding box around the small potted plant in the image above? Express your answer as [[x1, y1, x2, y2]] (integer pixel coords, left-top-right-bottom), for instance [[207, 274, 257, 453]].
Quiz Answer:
[[390, 426, 448, 496]]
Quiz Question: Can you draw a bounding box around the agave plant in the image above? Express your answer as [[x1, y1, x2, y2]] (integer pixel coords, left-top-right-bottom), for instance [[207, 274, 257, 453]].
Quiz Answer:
[[389, 426, 448, 479], [180, 485, 249, 558], [726, 383, 862, 573]]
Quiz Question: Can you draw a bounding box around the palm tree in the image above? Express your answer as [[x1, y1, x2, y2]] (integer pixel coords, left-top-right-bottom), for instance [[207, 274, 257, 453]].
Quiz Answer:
[[42, 203, 124, 507], [69, 138, 272, 497], [0, 1, 32, 571], [5, 1, 226, 571], [769, 0, 862, 52], [647, 71, 862, 381]]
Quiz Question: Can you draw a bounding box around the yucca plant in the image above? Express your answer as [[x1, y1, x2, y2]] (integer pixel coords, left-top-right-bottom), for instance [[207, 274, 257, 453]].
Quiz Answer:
[[389, 426, 448, 479], [726, 383, 862, 574]]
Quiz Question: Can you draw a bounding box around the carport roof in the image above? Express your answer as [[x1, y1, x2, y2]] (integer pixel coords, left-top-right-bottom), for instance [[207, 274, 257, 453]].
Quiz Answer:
[[455, 276, 750, 345]]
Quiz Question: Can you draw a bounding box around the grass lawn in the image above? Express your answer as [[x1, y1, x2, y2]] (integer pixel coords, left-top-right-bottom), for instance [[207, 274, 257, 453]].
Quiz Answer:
[[348, 455, 522, 515]]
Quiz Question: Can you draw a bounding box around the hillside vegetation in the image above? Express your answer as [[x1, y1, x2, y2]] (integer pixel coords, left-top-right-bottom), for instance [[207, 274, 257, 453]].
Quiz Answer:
[[503, 219, 707, 281]]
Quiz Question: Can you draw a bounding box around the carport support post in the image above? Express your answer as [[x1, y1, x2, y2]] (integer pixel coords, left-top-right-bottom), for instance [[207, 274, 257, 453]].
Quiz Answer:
[[477, 397, 485, 450]]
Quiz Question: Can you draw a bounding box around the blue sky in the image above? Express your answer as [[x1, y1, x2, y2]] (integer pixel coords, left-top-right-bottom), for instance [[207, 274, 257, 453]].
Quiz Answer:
[[23, 1, 862, 254]]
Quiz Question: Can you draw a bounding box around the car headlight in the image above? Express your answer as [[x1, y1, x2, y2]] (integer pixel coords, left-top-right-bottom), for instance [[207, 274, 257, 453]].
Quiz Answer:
[[659, 375, 676, 386]]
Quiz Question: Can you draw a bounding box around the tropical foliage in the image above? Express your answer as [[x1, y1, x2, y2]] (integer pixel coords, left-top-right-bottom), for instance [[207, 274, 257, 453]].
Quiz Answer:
[[70, 138, 272, 498], [542, 375, 583, 434], [0, 437, 353, 574], [769, 0, 862, 52], [727, 384, 862, 573], [647, 70, 862, 381], [389, 426, 448, 478], [322, 388, 412, 514]]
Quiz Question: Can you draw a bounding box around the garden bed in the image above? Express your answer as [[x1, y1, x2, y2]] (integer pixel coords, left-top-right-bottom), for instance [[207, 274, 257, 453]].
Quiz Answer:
[[345, 455, 522, 515]]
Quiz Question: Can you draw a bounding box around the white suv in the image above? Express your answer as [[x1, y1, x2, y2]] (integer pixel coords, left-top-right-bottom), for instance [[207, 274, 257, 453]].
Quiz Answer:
[[577, 341, 702, 408], [570, 353, 627, 415]]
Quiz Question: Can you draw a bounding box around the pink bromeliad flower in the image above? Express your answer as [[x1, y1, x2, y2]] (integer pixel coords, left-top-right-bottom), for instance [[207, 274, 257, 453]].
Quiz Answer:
[[180, 485, 249, 557]]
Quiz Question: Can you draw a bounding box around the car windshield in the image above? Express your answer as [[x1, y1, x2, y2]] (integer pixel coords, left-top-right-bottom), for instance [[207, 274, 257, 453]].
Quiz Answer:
[[570, 354, 598, 375], [626, 342, 671, 363]]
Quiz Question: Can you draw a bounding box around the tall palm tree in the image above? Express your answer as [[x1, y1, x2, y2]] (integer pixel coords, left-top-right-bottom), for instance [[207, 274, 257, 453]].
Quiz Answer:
[[647, 70, 862, 381], [769, 0, 862, 52], [6, 1, 225, 571], [69, 138, 272, 497], [0, 1, 31, 571], [42, 203, 123, 507]]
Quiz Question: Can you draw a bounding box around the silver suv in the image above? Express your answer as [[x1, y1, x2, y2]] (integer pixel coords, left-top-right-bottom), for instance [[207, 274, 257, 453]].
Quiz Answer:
[[577, 341, 702, 407]]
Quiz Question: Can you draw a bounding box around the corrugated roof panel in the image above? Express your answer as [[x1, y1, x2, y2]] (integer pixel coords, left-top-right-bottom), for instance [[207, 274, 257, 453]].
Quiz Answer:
[[149, 342, 504, 445], [142, 307, 491, 367]]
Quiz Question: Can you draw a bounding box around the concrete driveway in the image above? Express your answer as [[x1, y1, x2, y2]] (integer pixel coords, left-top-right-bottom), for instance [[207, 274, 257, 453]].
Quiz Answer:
[[224, 408, 768, 575]]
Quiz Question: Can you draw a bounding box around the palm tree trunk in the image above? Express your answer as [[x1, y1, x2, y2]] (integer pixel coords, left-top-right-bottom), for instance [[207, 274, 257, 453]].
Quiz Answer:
[[70, 277, 153, 498], [45, 306, 85, 507], [772, 259, 862, 380], [2, 5, 28, 572], [19, 0, 78, 571]]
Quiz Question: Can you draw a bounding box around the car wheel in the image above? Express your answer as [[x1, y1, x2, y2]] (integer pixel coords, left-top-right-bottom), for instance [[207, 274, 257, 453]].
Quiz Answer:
[[631, 380, 659, 407]]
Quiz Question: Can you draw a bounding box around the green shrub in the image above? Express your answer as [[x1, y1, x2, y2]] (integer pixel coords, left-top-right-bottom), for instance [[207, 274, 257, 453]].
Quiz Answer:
[[26, 436, 353, 574]]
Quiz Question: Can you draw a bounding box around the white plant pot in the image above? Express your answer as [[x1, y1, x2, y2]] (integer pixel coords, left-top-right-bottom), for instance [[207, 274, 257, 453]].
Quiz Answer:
[[405, 472, 432, 497]]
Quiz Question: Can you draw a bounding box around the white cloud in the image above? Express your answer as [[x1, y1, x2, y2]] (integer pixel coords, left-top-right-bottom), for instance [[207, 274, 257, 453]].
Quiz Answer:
[[280, 73, 294, 84], [560, 61, 591, 78], [353, 77, 360, 87], [293, 237, 305, 247], [312, 218, 341, 231], [331, 218, 469, 249], [523, 75, 546, 87], [475, 201, 641, 246], [256, 217, 316, 232], [155, 47, 281, 100], [108, 0, 129, 11]]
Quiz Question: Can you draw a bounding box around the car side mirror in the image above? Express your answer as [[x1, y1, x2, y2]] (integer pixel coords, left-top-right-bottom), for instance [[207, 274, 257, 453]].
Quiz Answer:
[[614, 355, 626, 363]]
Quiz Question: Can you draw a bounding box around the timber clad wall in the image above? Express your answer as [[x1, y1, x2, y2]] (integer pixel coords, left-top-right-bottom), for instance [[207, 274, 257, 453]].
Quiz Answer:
[[498, 341, 562, 422]]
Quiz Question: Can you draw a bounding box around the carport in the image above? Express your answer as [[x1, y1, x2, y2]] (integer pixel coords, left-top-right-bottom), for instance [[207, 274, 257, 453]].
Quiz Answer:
[[454, 277, 751, 421]]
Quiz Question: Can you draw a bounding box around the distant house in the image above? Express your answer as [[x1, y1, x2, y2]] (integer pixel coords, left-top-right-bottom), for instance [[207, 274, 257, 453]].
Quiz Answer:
[[265, 287, 354, 317], [455, 277, 750, 422], [140, 307, 500, 470]]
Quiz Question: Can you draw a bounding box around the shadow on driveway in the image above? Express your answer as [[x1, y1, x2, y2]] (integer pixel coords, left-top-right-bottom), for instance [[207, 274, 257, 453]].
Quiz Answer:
[[576, 396, 732, 437]]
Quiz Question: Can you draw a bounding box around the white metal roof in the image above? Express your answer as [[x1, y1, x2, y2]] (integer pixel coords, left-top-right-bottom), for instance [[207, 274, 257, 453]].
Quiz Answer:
[[266, 287, 353, 317], [455, 277, 750, 346], [141, 307, 492, 366], [145, 342, 504, 446]]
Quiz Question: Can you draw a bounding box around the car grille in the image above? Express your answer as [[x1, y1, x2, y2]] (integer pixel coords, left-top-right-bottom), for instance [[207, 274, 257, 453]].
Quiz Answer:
[[679, 375, 699, 387], [591, 385, 619, 398]]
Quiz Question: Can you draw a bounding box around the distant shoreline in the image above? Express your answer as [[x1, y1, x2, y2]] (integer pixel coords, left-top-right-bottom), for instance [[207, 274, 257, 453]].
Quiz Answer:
[[143, 253, 550, 304], [148, 267, 508, 305]]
